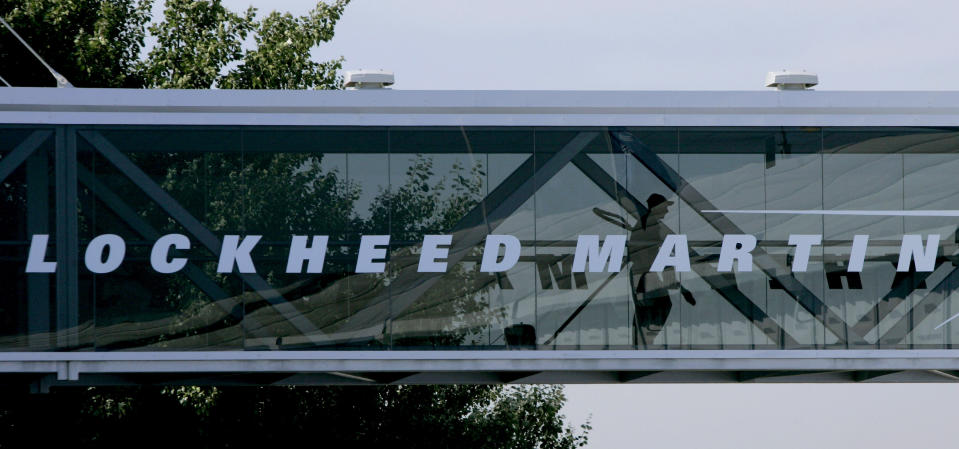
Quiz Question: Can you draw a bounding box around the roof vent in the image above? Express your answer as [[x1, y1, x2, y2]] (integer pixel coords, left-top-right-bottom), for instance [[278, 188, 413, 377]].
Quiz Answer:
[[344, 69, 394, 90], [765, 70, 818, 90]]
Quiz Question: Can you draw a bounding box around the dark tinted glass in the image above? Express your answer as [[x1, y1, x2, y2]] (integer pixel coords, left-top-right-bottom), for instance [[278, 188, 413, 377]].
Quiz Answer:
[[2, 126, 957, 351]]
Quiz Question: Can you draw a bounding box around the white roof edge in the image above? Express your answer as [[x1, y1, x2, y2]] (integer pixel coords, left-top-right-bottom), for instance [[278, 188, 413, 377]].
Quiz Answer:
[[2, 87, 959, 126]]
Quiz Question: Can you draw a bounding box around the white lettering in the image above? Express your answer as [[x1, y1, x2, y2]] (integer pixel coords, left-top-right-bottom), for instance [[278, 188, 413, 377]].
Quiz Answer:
[[898, 234, 940, 272], [788, 234, 822, 272], [25, 231, 950, 277], [717, 234, 756, 272], [356, 235, 389, 273], [572, 235, 626, 273], [286, 235, 328, 274], [480, 235, 521, 272], [848, 234, 869, 272], [217, 235, 262, 273], [650, 234, 691, 272], [151, 234, 189, 274], [419, 235, 452, 272], [25, 234, 56, 273], [84, 234, 125, 274]]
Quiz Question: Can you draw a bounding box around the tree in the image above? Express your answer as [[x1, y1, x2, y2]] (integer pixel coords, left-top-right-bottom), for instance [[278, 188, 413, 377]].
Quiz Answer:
[[0, 384, 589, 448], [142, 0, 347, 89], [0, 1, 590, 448], [1, 0, 347, 90], [0, 0, 150, 87]]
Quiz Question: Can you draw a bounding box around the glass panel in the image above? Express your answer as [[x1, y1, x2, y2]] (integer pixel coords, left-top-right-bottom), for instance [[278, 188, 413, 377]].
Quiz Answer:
[[619, 128, 681, 348], [764, 151, 826, 348], [6, 125, 959, 352], [0, 130, 55, 350], [821, 128, 937, 349], [678, 129, 788, 349], [85, 128, 244, 350], [240, 128, 383, 350], [387, 128, 514, 348], [897, 146, 959, 348], [489, 152, 537, 348], [336, 151, 390, 348], [534, 130, 631, 349]]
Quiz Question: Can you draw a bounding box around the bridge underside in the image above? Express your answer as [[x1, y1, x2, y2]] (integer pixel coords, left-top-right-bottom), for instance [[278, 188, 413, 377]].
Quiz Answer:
[[6, 350, 959, 391]]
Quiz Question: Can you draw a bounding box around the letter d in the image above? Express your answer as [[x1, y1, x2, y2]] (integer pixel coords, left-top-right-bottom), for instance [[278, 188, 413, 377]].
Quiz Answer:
[[481, 235, 521, 272]]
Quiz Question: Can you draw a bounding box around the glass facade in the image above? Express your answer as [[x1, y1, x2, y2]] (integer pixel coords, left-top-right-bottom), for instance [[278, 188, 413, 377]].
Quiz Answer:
[[3, 125, 959, 351]]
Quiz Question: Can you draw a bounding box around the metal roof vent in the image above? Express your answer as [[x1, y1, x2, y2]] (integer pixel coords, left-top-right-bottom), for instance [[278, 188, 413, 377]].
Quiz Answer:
[[344, 69, 394, 90], [765, 70, 818, 90]]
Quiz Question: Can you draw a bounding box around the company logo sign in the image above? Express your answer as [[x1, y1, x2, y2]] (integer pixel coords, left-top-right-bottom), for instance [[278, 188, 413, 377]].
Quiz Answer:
[[21, 228, 943, 277], [21, 208, 959, 331]]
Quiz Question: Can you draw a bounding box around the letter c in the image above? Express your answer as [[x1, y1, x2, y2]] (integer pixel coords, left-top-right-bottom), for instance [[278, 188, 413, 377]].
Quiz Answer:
[[151, 234, 190, 274]]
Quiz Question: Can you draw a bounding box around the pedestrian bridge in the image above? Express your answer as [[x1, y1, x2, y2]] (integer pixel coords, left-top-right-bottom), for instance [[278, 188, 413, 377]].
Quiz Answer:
[[3, 88, 959, 388]]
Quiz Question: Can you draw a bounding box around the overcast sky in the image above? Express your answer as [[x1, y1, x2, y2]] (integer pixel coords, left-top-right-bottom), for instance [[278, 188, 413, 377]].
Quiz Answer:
[[224, 0, 959, 91], [209, 0, 958, 447]]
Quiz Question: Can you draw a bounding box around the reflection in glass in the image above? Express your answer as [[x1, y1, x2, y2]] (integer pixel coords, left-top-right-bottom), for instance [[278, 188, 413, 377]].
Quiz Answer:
[[0, 131, 54, 350], [5, 126, 959, 351]]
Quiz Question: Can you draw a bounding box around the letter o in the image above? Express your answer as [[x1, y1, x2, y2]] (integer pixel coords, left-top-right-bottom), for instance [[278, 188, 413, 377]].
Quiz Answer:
[[84, 234, 126, 274]]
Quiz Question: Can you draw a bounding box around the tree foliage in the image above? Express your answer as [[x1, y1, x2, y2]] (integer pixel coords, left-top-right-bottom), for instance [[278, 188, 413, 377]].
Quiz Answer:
[[1, 0, 347, 89], [0, 1, 590, 447], [0, 385, 588, 448], [0, 0, 151, 87], [143, 0, 256, 88], [218, 0, 347, 89]]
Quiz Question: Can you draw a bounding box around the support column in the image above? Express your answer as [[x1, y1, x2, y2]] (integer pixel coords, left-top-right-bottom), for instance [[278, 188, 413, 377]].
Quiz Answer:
[[55, 126, 79, 349], [26, 146, 50, 349]]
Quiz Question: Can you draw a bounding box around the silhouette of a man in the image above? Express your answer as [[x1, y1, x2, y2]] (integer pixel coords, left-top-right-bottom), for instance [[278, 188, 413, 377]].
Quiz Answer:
[[593, 193, 695, 348]]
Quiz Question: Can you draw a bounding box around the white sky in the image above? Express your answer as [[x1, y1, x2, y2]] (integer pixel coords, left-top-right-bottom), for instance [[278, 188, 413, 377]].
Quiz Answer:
[[229, 0, 959, 91], [199, 0, 959, 446]]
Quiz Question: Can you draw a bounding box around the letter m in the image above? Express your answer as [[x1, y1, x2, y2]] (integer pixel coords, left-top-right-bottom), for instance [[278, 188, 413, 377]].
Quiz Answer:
[[572, 235, 626, 273]]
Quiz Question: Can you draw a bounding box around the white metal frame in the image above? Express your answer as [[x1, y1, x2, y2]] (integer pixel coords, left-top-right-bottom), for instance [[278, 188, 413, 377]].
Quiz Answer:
[[3, 87, 959, 126]]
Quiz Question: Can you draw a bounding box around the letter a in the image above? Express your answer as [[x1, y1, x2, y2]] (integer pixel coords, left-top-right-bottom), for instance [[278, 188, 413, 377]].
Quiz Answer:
[[650, 234, 691, 272]]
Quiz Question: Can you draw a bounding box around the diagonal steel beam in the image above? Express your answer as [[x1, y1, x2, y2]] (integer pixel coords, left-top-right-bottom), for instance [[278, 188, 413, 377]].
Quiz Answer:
[[457, 135, 601, 232], [78, 130, 327, 344], [337, 132, 600, 336], [564, 153, 800, 347], [76, 166, 247, 325], [78, 165, 312, 345], [837, 131, 959, 339], [852, 268, 934, 340], [610, 129, 862, 346], [877, 260, 957, 346], [543, 272, 619, 347], [857, 234, 959, 339], [0, 131, 51, 184]]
